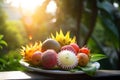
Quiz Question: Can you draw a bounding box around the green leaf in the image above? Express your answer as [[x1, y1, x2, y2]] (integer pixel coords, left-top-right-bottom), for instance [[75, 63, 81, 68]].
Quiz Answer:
[[97, 1, 115, 17], [97, 1, 119, 39], [0, 58, 7, 63], [69, 69, 79, 73], [101, 16, 119, 38], [0, 35, 4, 40], [90, 53, 107, 62], [80, 63, 97, 76], [0, 40, 7, 46]]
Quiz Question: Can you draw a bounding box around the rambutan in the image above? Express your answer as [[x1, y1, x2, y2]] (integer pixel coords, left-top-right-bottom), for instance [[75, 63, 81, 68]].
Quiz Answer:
[[57, 50, 78, 70]]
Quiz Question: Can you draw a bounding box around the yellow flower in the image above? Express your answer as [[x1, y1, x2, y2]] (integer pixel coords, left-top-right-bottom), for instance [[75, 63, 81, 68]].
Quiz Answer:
[[51, 29, 76, 46], [20, 42, 42, 62]]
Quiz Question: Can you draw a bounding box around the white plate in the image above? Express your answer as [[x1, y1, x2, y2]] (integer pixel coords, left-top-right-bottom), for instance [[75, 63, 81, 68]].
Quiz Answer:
[[19, 59, 100, 74]]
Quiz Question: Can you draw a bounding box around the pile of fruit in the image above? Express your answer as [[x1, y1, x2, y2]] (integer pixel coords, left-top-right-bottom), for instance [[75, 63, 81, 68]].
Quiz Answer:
[[20, 30, 101, 71]]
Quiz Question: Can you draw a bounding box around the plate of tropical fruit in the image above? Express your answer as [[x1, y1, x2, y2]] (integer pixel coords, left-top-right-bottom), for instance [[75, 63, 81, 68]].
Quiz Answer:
[[19, 30, 106, 76]]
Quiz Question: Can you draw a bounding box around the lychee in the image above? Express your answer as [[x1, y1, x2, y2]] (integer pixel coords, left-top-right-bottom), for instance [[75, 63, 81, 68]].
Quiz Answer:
[[70, 43, 79, 53], [42, 49, 58, 69], [79, 47, 90, 55], [31, 51, 42, 65], [61, 45, 77, 55]]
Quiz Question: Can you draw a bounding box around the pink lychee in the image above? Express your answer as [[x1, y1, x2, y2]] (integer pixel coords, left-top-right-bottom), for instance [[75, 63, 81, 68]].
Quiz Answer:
[[70, 43, 79, 53], [42, 49, 58, 69], [61, 45, 77, 55], [31, 51, 42, 65]]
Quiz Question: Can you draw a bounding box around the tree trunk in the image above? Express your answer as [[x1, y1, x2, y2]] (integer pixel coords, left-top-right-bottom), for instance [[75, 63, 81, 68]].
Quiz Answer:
[[76, 0, 84, 47], [83, 0, 98, 46]]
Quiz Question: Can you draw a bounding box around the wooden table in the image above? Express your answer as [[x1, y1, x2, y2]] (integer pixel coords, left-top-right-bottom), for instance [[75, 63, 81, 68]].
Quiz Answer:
[[0, 70, 120, 80]]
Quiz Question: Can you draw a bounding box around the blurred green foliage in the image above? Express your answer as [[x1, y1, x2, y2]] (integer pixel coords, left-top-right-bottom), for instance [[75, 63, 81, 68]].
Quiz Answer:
[[0, 0, 27, 71], [0, 50, 26, 71], [4, 20, 27, 50], [0, 35, 7, 50]]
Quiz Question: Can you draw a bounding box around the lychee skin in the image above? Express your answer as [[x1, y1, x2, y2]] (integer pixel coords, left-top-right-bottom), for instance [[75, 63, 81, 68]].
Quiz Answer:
[[79, 47, 90, 55], [70, 43, 79, 53], [42, 49, 58, 69], [77, 53, 89, 67], [31, 51, 42, 65], [61, 45, 77, 55]]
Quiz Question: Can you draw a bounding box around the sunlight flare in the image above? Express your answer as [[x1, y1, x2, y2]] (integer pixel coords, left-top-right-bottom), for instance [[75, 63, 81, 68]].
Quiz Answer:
[[46, 0, 57, 15], [5, 0, 57, 15]]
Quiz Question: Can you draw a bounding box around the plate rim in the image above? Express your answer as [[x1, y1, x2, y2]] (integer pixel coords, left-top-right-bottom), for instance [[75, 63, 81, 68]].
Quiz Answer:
[[19, 59, 100, 74]]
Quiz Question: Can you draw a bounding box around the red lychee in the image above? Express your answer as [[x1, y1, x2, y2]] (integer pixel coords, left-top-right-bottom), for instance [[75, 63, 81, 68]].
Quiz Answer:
[[70, 43, 79, 53], [79, 47, 90, 55], [42, 49, 58, 69], [31, 51, 42, 65], [61, 45, 77, 55]]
